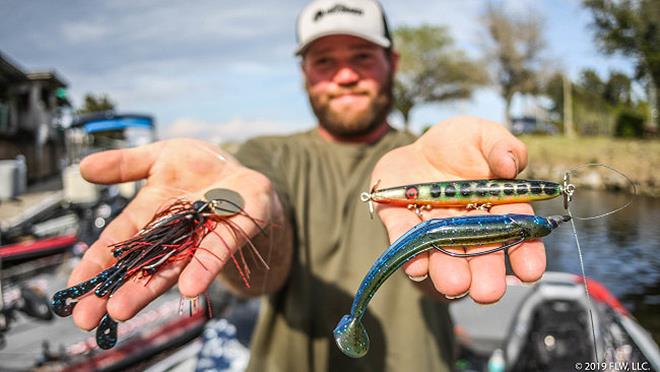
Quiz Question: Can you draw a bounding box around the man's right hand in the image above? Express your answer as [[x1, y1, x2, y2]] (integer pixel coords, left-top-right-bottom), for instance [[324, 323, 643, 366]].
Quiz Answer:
[[68, 138, 281, 331]]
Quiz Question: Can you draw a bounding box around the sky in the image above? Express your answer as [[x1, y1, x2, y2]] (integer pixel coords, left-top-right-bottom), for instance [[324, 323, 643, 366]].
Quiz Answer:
[[0, 0, 635, 142]]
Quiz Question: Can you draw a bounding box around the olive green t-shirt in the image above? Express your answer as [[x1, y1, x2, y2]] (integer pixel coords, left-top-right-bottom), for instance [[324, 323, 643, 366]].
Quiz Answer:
[[235, 128, 454, 372]]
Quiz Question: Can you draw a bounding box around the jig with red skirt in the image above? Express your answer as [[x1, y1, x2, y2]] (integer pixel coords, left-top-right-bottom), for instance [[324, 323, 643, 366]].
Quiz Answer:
[[51, 188, 267, 349]]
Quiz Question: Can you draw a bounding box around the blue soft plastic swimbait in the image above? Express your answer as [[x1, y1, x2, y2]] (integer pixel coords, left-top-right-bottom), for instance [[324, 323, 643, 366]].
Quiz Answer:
[[333, 213, 569, 358]]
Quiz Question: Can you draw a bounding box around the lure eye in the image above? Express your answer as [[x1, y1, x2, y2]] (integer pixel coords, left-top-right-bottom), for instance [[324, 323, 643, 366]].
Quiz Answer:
[[405, 187, 418, 200], [547, 215, 571, 229], [192, 200, 209, 212]]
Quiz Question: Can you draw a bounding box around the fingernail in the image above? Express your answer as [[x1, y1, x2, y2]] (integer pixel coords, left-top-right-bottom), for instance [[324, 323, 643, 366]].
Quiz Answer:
[[445, 290, 469, 300], [521, 279, 541, 287], [505, 275, 523, 286], [509, 152, 519, 175], [408, 274, 428, 282]]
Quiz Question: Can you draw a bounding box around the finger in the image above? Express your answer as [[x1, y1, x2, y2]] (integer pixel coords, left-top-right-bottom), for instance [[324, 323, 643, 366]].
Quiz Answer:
[[435, 208, 505, 303], [68, 189, 184, 329], [378, 204, 430, 279], [68, 207, 145, 330], [68, 188, 168, 285], [402, 252, 429, 280], [72, 293, 109, 331], [509, 240, 546, 282], [486, 137, 528, 179], [71, 246, 185, 329], [466, 244, 507, 304], [424, 201, 533, 299], [106, 261, 185, 321], [489, 200, 533, 215], [68, 234, 118, 287], [488, 202, 545, 283], [417, 116, 527, 179], [412, 207, 471, 295], [79, 142, 163, 184], [382, 205, 467, 282], [427, 249, 471, 298], [506, 275, 523, 285], [179, 194, 270, 297], [68, 207, 152, 329], [377, 205, 422, 244], [178, 222, 240, 297], [399, 209, 470, 284]]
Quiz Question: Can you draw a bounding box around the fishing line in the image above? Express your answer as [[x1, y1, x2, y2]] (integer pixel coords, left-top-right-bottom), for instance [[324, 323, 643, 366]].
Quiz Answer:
[[562, 163, 636, 362], [257, 197, 275, 295], [562, 163, 637, 221], [567, 206, 600, 361]]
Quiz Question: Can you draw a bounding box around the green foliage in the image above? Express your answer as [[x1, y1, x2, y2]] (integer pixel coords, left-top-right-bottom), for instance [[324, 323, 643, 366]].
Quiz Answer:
[[482, 5, 548, 129], [583, 0, 659, 79], [583, 0, 659, 131], [76, 93, 116, 114], [605, 72, 632, 106], [543, 72, 564, 115], [393, 25, 487, 127], [580, 69, 605, 98], [615, 109, 645, 138], [542, 69, 644, 136]]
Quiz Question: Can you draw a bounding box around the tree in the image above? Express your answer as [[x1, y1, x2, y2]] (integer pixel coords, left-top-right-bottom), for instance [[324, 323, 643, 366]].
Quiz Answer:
[[580, 69, 606, 98], [76, 93, 116, 114], [584, 0, 660, 132], [482, 5, 547, 130], [393, 25, 487, 128], [542, 68, 644, 136], [604, 72, 632, 106]]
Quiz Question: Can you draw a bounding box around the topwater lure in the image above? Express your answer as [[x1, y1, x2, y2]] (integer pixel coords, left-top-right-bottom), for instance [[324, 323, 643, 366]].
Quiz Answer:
[[51, 188, 266, 350], [361, 163, 638, 218], [333, 213, 570, 358], [361, 179, 572, 217]]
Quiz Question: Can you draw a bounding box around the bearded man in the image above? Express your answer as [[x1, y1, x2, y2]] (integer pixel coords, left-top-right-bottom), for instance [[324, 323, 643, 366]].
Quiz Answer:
[[68, 1, 543, 371]]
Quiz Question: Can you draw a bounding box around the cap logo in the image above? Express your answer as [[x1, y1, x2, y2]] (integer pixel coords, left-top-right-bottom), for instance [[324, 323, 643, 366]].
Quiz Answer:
[[313, 4, 363, 22]]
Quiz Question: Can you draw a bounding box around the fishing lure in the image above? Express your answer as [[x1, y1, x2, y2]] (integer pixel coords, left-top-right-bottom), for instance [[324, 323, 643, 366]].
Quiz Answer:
[[360, 179, 571, 217], [51, 189, 266, 350], [333, 213, 570, 358]]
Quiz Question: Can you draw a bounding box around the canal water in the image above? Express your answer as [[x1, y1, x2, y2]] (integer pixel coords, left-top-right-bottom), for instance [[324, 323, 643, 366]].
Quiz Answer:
[[533, 189, 660, 344]]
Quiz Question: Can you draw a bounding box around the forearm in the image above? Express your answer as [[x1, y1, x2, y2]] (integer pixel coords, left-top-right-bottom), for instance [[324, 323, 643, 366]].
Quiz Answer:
[[218, 191, 293, 297]]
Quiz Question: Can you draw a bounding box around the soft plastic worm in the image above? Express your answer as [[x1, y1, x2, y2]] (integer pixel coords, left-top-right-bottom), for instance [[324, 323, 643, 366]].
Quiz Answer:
[[96, 313, 118, 350], [333, 213, 570, 358], [51, 266, 119, 317]]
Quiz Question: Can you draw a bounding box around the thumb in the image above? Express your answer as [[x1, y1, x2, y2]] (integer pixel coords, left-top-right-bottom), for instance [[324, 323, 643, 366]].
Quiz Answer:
[[486, 138, 528, 179], [80, 142, 163, 184]]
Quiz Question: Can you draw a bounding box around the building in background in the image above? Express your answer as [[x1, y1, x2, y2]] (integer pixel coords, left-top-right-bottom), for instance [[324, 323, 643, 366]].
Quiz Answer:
[[0, 51, 71, 182]]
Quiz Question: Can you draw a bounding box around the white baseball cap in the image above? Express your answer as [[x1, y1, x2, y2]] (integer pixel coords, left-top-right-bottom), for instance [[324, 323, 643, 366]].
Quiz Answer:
[[295, 0, 392, 55]]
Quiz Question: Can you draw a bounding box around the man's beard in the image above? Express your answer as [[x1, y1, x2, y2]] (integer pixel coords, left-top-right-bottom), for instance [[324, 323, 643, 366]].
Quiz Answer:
[[307, 76, 394, 138]]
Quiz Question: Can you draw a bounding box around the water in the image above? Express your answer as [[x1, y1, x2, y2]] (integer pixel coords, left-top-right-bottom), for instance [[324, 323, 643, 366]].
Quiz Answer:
[[533, 189, 660, 344]]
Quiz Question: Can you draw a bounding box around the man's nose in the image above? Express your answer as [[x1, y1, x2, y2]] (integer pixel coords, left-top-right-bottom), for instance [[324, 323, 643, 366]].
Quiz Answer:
[[333, 65, 359, 85]]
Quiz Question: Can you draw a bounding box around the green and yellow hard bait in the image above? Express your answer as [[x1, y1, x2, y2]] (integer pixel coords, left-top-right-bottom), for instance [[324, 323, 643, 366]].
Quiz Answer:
[[361, 179, 565, 216]]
